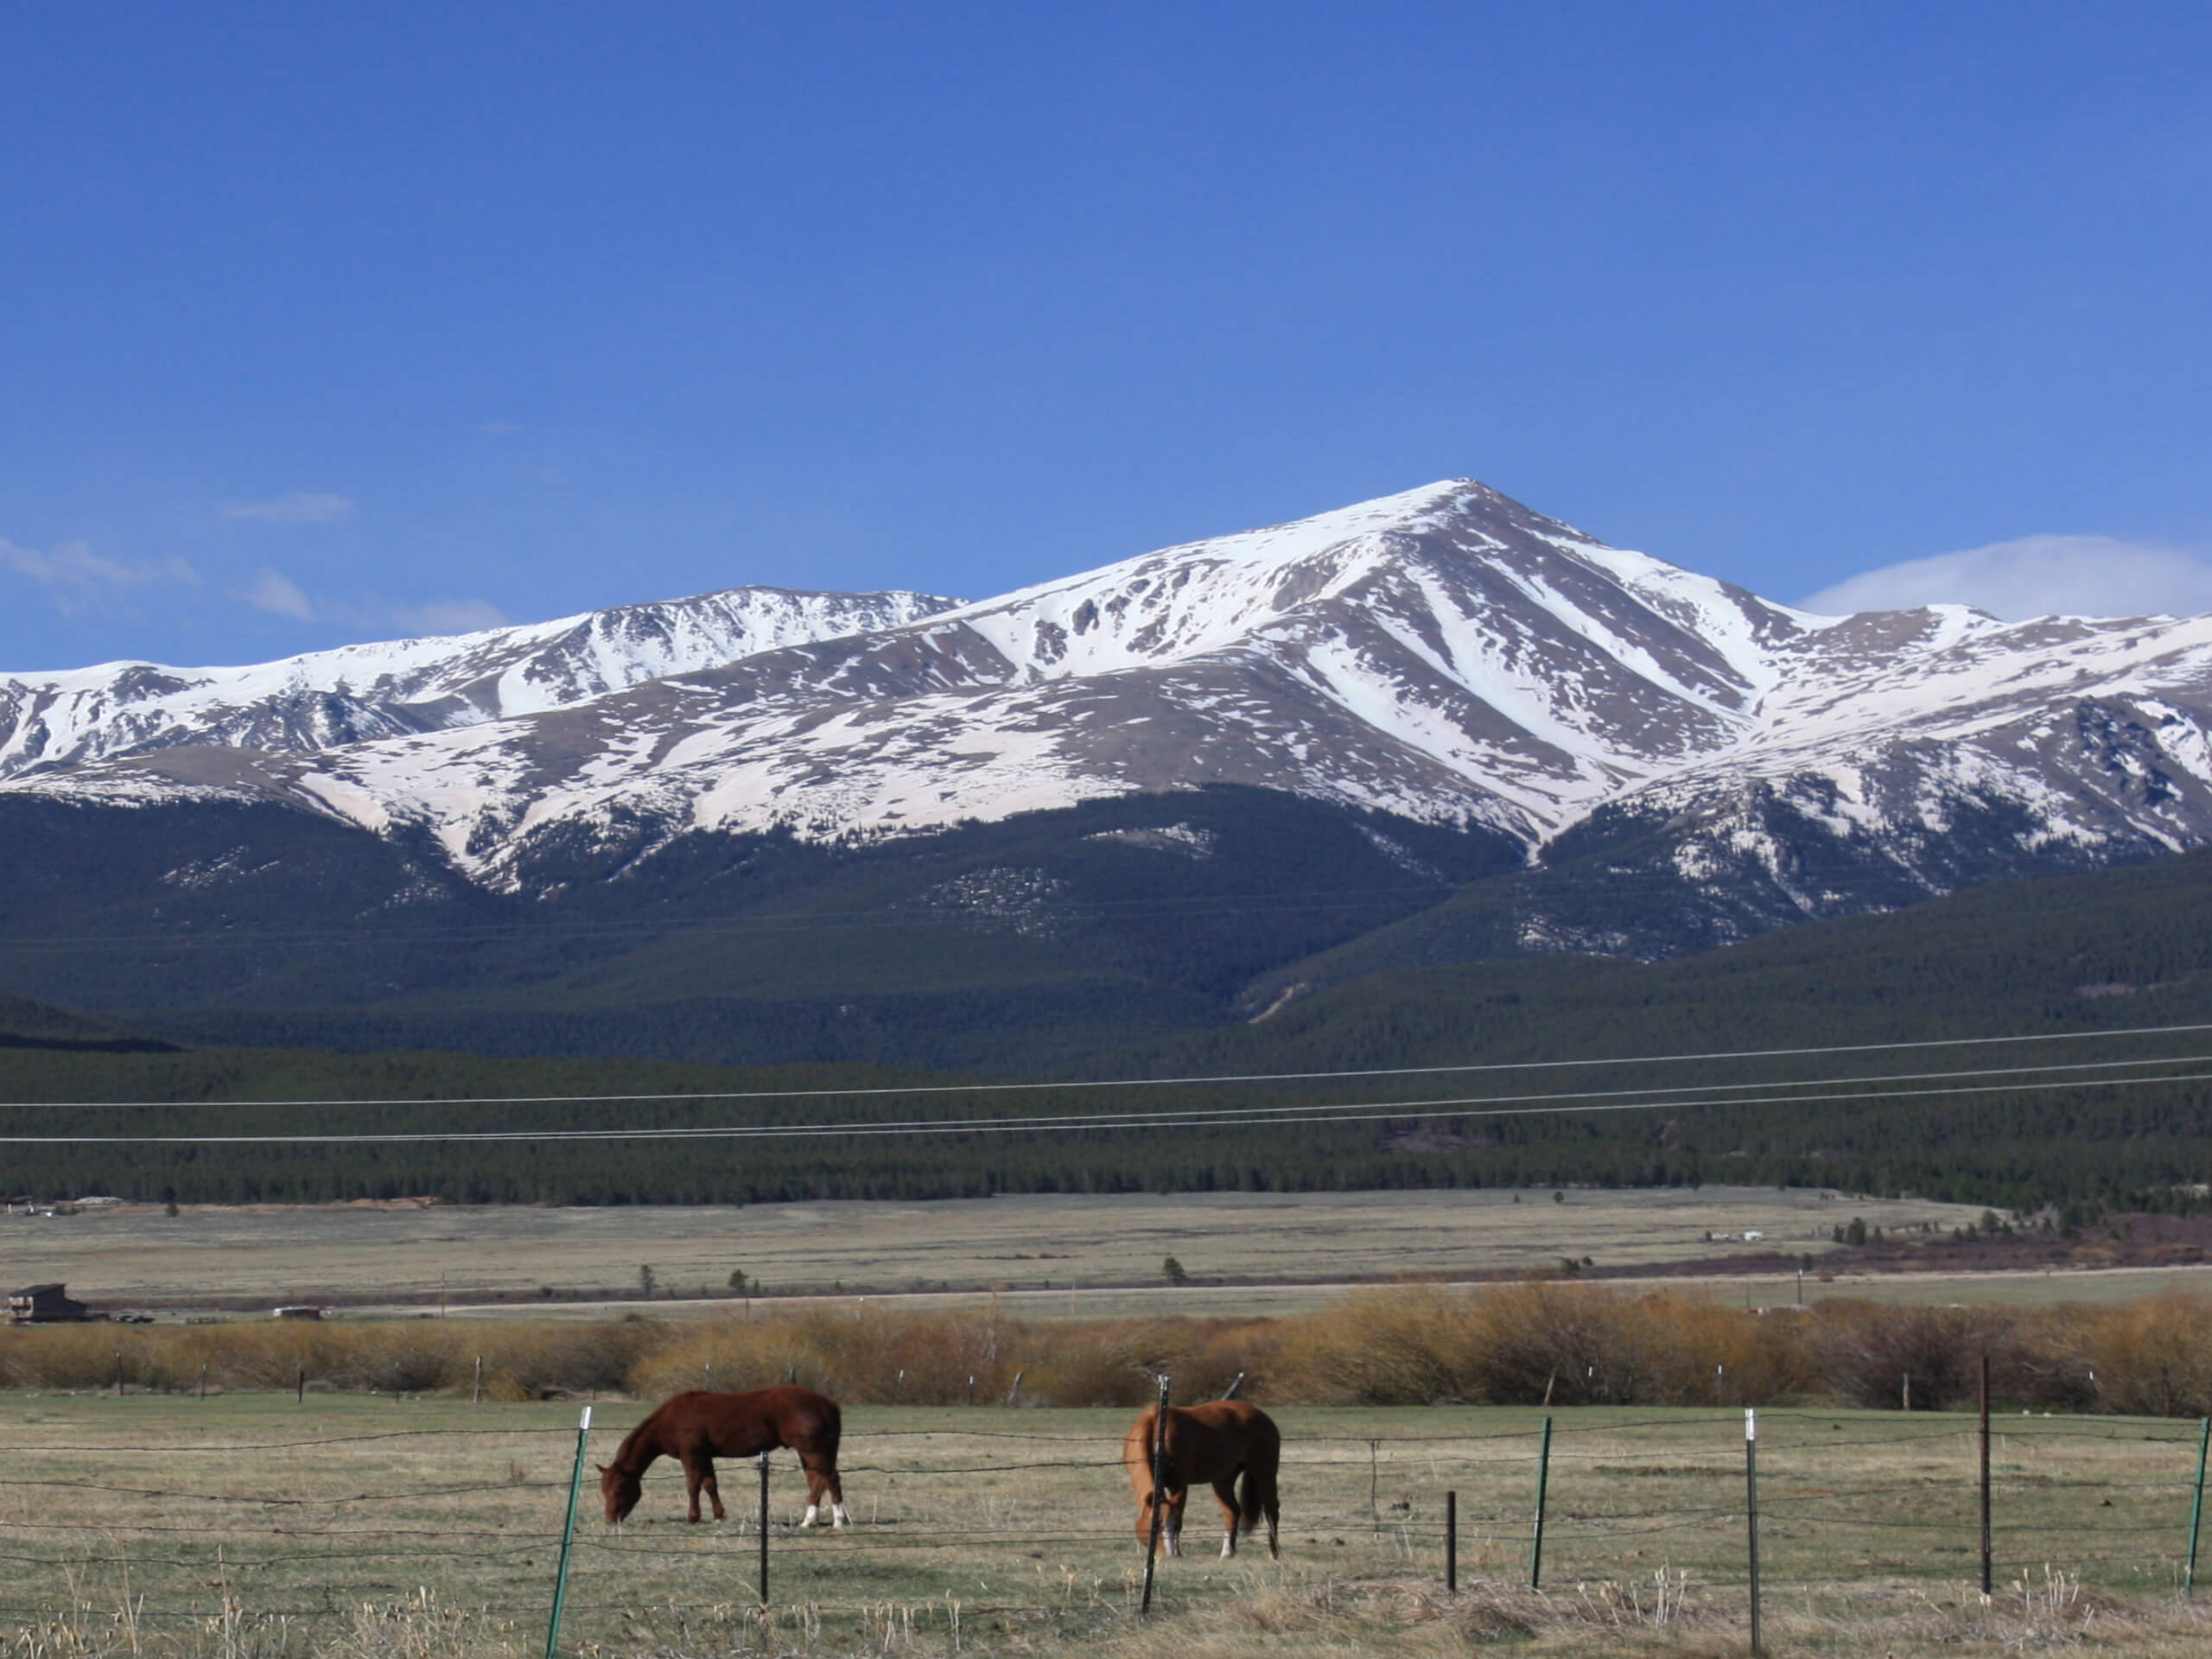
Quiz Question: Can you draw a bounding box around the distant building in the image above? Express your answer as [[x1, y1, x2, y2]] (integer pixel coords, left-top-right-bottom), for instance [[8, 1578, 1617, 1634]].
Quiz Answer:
[[8, 1283, 92, 1323], [271, 1305, 324, 1321]]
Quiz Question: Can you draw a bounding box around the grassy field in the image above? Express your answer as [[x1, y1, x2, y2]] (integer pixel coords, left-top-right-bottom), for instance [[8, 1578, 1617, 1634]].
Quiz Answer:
[[6, 1186, 1991, 1317], [3, 1391, 2212, 1656]]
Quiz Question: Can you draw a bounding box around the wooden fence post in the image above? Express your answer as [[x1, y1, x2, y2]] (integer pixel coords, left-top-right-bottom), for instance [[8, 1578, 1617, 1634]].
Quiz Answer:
[[1445, 1491, 1457, 1593]]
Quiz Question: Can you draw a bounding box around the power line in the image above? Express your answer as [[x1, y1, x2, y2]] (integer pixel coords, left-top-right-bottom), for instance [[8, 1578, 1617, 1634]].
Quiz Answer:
[[12, 1019, 2212, 1115], [4, 1058, 2210, 1144], [4, 1049, 2206, 1132]]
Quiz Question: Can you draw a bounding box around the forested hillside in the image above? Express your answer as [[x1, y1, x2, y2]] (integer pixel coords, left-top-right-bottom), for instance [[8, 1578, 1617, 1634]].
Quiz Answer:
[[4, 844, 2212, 1212]]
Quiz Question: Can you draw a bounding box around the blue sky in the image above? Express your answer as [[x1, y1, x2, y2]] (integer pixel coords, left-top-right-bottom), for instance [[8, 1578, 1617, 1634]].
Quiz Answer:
[[3, 2, 2208, 671]]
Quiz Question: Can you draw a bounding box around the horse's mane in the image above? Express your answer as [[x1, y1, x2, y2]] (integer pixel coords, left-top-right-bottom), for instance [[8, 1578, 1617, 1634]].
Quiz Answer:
[[609, 1397, 676, 1471]]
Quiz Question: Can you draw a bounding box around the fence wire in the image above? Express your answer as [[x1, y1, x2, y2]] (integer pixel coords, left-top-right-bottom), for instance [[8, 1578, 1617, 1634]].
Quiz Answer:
[[1, 1401, 2207, 1650]]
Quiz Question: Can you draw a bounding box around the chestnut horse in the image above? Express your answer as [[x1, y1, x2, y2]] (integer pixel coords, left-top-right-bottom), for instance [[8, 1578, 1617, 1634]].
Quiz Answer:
[[600, 1386, 850, 1528], [1122, 1400, 1281, 1560]]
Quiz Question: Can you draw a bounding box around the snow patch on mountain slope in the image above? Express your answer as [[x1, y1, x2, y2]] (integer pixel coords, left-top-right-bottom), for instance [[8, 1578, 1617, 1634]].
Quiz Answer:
[[16, 477, 2212, 928], [0, 586, 957, 781]]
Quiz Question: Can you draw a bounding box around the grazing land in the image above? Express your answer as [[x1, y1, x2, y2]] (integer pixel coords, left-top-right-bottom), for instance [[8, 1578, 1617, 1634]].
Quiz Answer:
[[2, 1186, 1989, 1317], [2, 1392, 2209, 1657]]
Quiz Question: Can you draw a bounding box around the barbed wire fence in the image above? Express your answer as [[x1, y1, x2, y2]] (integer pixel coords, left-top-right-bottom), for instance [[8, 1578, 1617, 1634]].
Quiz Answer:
[[3, 1384, 2211, 1656]]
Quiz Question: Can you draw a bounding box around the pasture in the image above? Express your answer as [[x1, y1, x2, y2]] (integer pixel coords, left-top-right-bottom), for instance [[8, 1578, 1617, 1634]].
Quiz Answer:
[[2, 1185, 1991, 1318], [3, 1391, 2211, 1656]]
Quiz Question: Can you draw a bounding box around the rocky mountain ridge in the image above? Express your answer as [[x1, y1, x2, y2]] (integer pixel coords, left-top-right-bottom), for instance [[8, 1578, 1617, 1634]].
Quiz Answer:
[[0, 585, 957, 781], [9, 479, 2212, 957]]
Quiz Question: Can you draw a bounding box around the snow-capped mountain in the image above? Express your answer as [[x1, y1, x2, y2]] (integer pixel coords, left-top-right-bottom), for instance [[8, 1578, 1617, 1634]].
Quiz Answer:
[[11, 478, 2212, 951], [0, 585, 958, 780]]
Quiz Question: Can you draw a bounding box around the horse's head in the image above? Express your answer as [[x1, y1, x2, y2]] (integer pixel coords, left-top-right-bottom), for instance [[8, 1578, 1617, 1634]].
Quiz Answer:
[[1134, 1483, 1180, 1541], [599, 1462, 642, 1524]]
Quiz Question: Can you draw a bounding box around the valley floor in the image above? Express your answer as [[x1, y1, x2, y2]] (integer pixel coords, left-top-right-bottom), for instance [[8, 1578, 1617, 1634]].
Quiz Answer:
[[3, 1186, 1992, 1319]]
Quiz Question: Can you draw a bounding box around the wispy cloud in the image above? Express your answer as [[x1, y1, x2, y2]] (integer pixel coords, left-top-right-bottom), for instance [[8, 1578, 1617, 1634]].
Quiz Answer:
[[391, 598, 508, 636], [221, 492, 357, 525], [1800, 535, 2212, 623], [0, 537, 197, 613], [241, 569, 315, 620]]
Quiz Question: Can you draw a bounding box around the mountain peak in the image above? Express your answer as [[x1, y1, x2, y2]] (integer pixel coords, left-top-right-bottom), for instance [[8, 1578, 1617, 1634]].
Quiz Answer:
[[12, 479, 2212, 953]]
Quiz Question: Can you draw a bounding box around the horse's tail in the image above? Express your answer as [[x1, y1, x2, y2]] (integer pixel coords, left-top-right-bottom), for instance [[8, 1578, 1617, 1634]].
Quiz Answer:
[[1236, 1465, 1262, 1533]]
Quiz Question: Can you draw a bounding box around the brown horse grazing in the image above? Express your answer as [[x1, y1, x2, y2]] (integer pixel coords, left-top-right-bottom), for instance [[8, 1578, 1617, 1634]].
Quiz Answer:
[[599, 1386, 850, 1528], [1122, 1400, 1281, 1560]]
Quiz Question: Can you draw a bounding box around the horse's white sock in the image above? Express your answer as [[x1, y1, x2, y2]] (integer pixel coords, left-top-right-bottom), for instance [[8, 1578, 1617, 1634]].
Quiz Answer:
[[1219, 1533, 1234, 1558], [832, 1503, 852, 1529], [800, 1503, 819, 1528]]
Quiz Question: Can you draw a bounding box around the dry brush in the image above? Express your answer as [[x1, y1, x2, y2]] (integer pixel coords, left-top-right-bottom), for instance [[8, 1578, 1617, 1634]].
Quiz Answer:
[[10, 1287, 2212, 1414]]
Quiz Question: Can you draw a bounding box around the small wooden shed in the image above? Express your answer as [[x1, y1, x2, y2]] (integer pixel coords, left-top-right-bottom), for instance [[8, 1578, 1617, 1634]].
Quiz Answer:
[[7, 1283, 92, 1324]]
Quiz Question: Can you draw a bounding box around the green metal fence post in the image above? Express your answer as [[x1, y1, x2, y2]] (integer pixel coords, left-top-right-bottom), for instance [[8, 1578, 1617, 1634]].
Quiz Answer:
[[1745, 1408, 1762, 1656], [2188, 1417, 2210, 1598], [1978, 1354, 1992, 1599], [1529, 1415, 1553, 1589], [758, 1450, 771, 1606], [543, 1405, 592, 1659]]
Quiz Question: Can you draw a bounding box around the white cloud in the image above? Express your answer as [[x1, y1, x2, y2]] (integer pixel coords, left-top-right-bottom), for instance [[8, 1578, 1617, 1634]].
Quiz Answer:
[[391, 598, 508, 637], [221, 492, 357, 524], [1800, 535, 2212, 623], [0, 537, 197, 612], [242, 569, 315, 620]]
